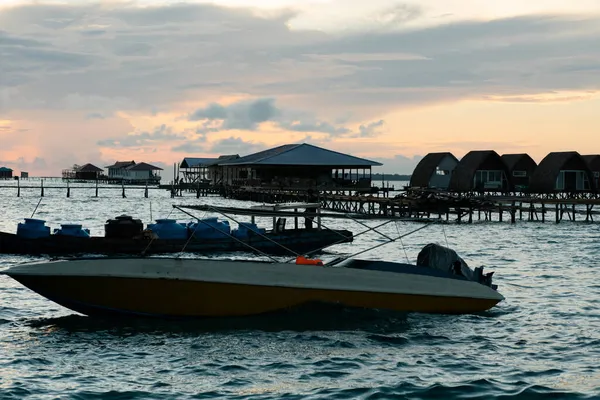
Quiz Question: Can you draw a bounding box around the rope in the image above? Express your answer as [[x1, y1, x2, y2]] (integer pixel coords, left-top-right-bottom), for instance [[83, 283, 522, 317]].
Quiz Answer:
[[297, 219, 394, 261], [395, 220, 410, 264], [327, 222, 434, 267], [175, 210, 206, 259], [442, 223, 450, 248], [174, 205, 280, 262], [141, 207, 174, 256]]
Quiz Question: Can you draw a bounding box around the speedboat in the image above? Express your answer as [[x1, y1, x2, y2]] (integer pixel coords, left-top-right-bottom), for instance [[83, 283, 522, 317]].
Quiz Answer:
[[1, 243, 504, 318]]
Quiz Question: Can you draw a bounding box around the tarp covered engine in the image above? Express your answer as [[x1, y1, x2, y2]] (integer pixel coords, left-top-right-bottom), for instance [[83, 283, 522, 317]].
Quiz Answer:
[[417, 243, 498, 290]]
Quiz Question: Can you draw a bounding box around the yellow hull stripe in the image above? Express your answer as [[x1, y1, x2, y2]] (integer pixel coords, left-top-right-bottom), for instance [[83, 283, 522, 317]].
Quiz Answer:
[[17, 276, 501, 317]]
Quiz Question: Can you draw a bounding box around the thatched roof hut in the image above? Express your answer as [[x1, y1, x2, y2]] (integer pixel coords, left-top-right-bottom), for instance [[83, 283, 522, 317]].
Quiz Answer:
[[501, 153, 537, 191], [529, 151, 594, 193], [410, 152, 458, 189], [449, 150, 509, 192]]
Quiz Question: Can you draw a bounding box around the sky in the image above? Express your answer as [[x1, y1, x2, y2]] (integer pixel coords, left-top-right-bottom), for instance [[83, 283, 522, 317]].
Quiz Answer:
[[1, 0, 600, 177]]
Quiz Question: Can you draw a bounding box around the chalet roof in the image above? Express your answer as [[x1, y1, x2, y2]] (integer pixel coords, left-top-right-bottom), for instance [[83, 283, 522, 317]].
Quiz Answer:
[[106, 161, 135, 169], [0, 166, 13, 171], [77, 163, 103, 172], [126, 162, 163, 171], [449, 150, 508, 191], [529, 151, 593, 192], [409, 152, 457, 187], [501, 154, 537, 171], [219, 143, 383, 167]]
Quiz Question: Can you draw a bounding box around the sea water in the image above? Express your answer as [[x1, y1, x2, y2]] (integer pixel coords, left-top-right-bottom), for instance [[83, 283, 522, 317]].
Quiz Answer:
[[0, 181, 599, 399]]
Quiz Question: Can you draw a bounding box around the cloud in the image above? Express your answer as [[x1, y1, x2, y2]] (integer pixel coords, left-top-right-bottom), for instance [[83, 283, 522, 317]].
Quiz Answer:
[[188, 97, 384, 137], [209, 137, 265, 154], [97, 124, 186, 148], [189, 98, 280, 130], [0, 156, 48, 172], [357, 119, 385, 137], [1, 2, 599, 119], [171, 141, 207, 153], [85, 112, 107, 120]]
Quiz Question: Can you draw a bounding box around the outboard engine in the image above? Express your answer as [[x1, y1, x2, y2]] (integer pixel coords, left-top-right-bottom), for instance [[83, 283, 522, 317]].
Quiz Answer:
[[416, 243, 497, 290]]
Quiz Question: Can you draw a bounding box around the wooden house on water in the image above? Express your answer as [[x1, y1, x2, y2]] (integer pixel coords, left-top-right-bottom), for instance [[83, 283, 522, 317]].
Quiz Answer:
[[105, 161, 163, 184], [529, 152, 595, 193], [582, 155, 600, 190], [501, 154, 537, 192], [125, 162, 163, 184], [0, 167, 13, 179], [106, 161, 136, 180], [448, 150, 510, 192], [409, 152, 458, 189], [75, 163, 104, 180], [179, 155, 239, 184], [216, 143, 382, 190]]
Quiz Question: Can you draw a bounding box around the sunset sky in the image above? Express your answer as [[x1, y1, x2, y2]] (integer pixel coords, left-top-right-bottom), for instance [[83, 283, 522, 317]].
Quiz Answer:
[[1, 0, 600, 177]]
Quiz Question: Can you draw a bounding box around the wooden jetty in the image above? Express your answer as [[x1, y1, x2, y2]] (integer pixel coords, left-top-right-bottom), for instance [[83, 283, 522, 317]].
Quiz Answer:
[[0, 179, 220, 199]]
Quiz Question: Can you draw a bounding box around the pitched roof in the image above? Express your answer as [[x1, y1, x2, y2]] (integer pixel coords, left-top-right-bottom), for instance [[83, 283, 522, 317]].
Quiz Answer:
[[501, 154, 537, 171], [409, 152, 457, 187], [219, 143, 383, 167], [0, 167, 13, 172], [77, 163, 104, 172], [529, 151, 594, 192], [180, 157, 219, 168], [449, 150, 508, 191], [180, 155, 240, 168], [126, 162, 163, 171], [106, 161, 135, 169]]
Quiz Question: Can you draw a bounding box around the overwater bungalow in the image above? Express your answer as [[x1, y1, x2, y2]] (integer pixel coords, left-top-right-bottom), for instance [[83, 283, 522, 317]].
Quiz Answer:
[[448, 150, 510, 192], [582, 155, 600, 190], [409, 152, 458, 190], [216, 143, 382, 189], [529, 152, 595, 193], [501, 154, 537, 192]]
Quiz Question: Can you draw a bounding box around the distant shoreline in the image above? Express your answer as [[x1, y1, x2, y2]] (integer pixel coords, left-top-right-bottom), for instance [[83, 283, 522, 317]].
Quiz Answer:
[[372, 173, 411, 181]]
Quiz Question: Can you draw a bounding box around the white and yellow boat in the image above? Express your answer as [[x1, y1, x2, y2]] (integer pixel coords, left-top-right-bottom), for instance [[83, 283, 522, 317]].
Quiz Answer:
[[1, 243, 504, 318]]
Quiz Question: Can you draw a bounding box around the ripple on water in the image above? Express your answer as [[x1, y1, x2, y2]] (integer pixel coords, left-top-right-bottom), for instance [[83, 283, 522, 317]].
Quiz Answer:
[[1, 194, 600, 399]]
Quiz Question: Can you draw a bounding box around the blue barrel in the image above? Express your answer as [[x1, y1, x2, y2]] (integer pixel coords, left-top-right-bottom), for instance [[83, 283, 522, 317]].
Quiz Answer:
[[53, 224, 91, 238], [189, 218, 231, 239], [147, 219, 188, 240], [16, 218, 51, 239], [232, 222, 266, 239]]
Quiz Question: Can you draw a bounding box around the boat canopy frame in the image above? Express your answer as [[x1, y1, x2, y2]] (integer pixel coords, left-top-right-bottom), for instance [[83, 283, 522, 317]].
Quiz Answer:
[[174, 203, 441, 265]]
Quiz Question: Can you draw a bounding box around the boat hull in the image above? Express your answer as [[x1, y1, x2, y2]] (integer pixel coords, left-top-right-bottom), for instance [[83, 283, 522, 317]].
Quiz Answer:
[[0, 229, 352, 256], [3, 258, 504, 317]]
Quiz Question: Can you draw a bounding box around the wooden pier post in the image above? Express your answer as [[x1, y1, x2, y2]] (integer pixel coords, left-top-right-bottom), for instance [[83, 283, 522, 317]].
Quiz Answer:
[[555, 203, 560, 223], [541, 203, 545, 223], [66, 181, 70, 198], [468, 208, 473, 223], [572, 204, 576, 222], [144, 183, 148, 198], [511, 201, 516, 224], [122, 181, 126, 198], [40, 179, 44, 197], [17, 179, 20, 197], [95, 180, 99, 197], [519, 202, 522, 220], [498, 206, 503, 222]]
